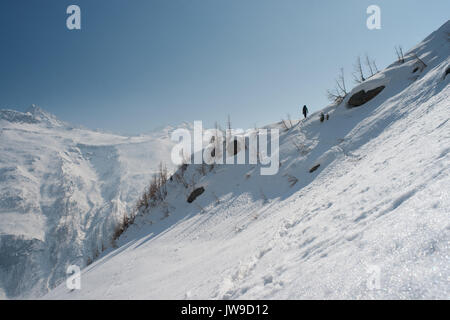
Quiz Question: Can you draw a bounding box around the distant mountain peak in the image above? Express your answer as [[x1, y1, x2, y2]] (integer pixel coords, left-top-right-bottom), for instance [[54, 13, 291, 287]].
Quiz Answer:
[[0, 105, 68, 128], [25, 105, 66, 127], [26, 104, 46, 115]]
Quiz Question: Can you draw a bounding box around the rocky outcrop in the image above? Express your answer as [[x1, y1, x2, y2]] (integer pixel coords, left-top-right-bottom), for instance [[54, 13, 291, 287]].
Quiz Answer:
[[309, 164, 320, 173], [187, 187, 205, 203], [347, 86, 385, 107]]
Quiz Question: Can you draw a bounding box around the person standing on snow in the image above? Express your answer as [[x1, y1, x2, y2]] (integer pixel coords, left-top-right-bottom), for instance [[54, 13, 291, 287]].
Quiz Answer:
[[302, 105, 308, 119]]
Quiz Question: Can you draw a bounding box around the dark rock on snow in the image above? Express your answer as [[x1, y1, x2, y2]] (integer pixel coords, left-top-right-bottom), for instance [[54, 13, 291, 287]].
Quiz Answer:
[[347, 86, 385, 107], [187, 187, 205, 203]]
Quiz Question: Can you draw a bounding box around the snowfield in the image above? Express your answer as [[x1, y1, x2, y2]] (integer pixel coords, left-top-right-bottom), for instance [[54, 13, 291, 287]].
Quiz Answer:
[[1, 22, 448, 300], [43, 21, 450, 299], [0, 106, 188, 299]]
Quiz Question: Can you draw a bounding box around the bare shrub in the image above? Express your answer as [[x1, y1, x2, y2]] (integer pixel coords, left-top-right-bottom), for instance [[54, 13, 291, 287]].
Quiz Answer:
[[372, 60, 379, 73], [197, 163, 207, 176], [194, 203, 206, 213], [112, 212, 135, 245], [365, 54, 374, 77], [327, 68, 347, 104], [293, 140, 310, 156], [260, 188, 268, 203], [287, 114, 293, 127], [395, 46, 405, 64], [352, 56, 366, 83], [280, 118, 289, 131], [174, 172, 188, 188], [161, 202, 170, 218], [412, 52, 427, 70], [285, 174, 298, 187], [211, 191, 221, 205], [136, 162, 169, 211]]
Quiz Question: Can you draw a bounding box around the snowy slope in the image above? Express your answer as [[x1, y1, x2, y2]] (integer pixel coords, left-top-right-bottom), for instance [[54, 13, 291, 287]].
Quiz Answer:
[[41, 22, 450, 300], [44, 21, 450, 300], [0, 106, 189, 299]]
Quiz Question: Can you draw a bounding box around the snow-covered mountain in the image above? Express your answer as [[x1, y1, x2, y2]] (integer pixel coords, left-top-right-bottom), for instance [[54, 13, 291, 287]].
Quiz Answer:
[[0, 105, 189, 299], [43, 21, 450, 299]]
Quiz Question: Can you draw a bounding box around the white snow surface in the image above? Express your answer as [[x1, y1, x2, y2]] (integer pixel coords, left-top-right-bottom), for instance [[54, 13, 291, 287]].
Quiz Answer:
[[44, 21, 450, 300], [0, 106, 189, 299]]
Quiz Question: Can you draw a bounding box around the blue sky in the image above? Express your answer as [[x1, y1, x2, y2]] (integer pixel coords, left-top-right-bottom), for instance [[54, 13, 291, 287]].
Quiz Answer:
[[0, 0, 448, 134]]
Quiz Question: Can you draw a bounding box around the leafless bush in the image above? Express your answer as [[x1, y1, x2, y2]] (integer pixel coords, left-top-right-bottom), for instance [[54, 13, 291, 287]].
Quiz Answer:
[[327, 89, 345, 105], [336, 67, 347, 95], [174, 171, 188, 188], [194, 203, 206, 214], [136, 162, 169, 211], [292, 140, 310, 156], [412, 52, 427, 69], [287, 114, 293, 127], [93, 248, 99, 260], [285, 174, 298, 187], [260, 188, 268, 203], [188, 174, 197, 191], [211, 191, 221, 205], [197, 163, 207, 176], [327, 68, 347, 104], [395, 46, 405, 64], [161, 202, 170, 218], [365, 54, 375, 77], [112, 212, 135, 245], [353, 56, 366, 83], [280, 118, 290, 131], [372, 59, 379, 73]]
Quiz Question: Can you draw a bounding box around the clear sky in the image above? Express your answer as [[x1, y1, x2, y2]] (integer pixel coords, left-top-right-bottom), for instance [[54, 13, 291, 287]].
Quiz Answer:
[[0, 0, 448, 134]]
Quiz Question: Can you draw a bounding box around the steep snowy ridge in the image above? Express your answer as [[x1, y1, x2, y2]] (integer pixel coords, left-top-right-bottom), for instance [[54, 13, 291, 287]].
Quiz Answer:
[[44, 21, 449, 299], [0, 109, 187, 299]]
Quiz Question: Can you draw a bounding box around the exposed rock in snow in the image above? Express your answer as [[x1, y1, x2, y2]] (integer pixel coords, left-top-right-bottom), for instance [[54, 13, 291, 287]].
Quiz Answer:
[[187, 187, 205, 203], [348, 86, 385, 107]]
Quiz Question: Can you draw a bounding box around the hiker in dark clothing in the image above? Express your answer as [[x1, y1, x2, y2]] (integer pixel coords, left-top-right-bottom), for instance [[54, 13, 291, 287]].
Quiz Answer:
[[302, 105, 308, 119]]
